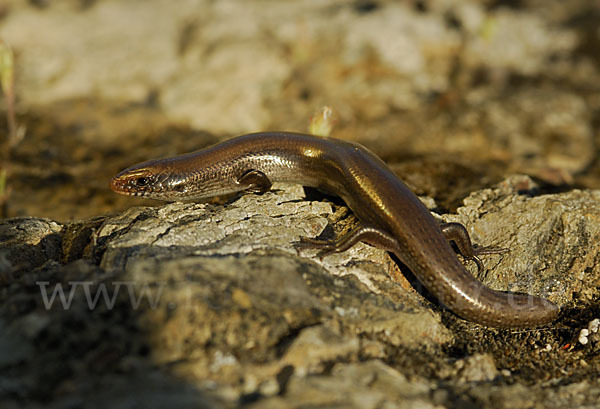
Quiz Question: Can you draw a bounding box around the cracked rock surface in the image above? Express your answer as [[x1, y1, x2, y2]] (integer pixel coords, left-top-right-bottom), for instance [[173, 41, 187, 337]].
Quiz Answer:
[[1, 177, 600, 408]]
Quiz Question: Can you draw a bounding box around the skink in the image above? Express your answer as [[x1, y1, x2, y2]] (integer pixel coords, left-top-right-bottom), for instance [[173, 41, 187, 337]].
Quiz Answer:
[[110, 132, 559, 328]]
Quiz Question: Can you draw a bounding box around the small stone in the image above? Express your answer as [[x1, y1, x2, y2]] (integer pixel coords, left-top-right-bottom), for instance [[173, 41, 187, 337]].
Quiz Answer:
[[457, 354, 499, 383]]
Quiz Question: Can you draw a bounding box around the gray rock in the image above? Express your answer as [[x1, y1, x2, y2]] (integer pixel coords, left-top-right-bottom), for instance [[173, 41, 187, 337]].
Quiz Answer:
[[456, 353, 499, 383], [1, 178, 599, 407], [250, 360, 435, 409], [0, 217, 62, 273], [0, 319, 34, 367], [444, 175, 600, 307]]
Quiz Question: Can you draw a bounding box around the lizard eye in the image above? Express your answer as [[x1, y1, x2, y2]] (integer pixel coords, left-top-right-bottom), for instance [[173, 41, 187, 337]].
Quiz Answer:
[[135, 177, 149, 187]]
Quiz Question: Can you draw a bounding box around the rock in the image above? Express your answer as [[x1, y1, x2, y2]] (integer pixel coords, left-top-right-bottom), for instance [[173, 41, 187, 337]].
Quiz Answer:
[[0, 217, 62, 273], [462, 8, 577, 76], [0, 319, 34, 367], [456, 353, 499, 383], [444, 175, 600, 306], [1, 177, 600, 407], [478, 88, 594, 177], [93, 183, 452, 398], [280, 325, 360, 376], [250, 360, 435, 409]]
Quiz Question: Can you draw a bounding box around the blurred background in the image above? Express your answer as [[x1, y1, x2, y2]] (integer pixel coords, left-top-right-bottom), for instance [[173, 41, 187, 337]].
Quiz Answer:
[[0, 0, 599, 220]]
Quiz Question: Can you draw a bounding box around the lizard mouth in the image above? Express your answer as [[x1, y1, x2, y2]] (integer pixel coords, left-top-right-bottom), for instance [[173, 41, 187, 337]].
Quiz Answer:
[[109, 168, 154, 197], [110, 176, 138, 196]]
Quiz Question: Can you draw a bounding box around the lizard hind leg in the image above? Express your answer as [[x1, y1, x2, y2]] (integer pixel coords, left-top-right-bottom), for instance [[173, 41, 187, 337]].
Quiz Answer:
[[440, 222, 508, 273], [296, 224, 401, 259]]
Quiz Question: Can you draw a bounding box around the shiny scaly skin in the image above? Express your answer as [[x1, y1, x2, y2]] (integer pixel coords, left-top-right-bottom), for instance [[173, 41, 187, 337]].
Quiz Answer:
[[111, 132, 559, 328]]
